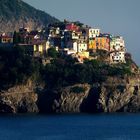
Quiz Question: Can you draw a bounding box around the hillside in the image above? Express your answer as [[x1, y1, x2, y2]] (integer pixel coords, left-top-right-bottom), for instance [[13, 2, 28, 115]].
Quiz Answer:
[[0, 0, 59, 32], [0, 47, 140, 113]]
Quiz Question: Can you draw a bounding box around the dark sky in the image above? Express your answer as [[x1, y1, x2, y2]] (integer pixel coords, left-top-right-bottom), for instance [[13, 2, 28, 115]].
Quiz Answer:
[[23, 0, 140, 65]]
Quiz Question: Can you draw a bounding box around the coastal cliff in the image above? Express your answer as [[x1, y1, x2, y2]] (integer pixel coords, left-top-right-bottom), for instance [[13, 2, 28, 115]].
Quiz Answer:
[[1, 76, 139, 114], [38, 76, 140, 113], [0, 81, 38, 113], [0, 45, 139, 114]]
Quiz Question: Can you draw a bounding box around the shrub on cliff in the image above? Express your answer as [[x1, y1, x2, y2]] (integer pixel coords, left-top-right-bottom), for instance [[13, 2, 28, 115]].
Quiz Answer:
[[47, 48, 58, 58], [70, 86, 86, 94], [43, 58, 133, 88], [0, 47, 133, 90], [43, 59, 107, 88], [108, 64, 132, 76]]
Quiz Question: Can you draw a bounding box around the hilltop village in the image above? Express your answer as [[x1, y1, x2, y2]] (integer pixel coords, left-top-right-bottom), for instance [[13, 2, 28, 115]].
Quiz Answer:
[[0, 20, 126, 64], [1, 20, 140, 114]]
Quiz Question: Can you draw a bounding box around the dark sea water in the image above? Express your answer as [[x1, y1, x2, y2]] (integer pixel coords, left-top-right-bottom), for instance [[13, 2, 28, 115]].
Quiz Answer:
[[0, 113, 140, 140]]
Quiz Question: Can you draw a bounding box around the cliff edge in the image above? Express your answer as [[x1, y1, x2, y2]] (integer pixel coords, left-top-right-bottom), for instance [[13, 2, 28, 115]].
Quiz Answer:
[[1, 76, 140, 113], [0, 80, 38, 113]]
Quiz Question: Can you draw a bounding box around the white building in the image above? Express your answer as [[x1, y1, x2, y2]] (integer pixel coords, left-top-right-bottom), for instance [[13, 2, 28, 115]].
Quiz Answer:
[[110, 51, 126, 63], [73, 42, 78, 52], [55, 27, 60, 35], [45, 41, 50, 51], [63, 48, 76, 55], [89, 28, 100, 38], [110, 36, 126, 63], [64, 40, 87, 53], [110, 36, 125, 52], [49, 27, 60, 37], [72, 31, 79, 40], [78, 42, 88, 52]]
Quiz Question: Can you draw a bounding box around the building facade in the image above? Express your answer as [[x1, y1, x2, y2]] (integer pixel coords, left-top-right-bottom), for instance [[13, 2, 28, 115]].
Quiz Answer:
[[110, 36, 125, 52], [110, 51, 126, 63], [0, 35, 13, 43], [88, 37, 110, 51], [89, 28, 100, 38], [110, 36, 126, 63]]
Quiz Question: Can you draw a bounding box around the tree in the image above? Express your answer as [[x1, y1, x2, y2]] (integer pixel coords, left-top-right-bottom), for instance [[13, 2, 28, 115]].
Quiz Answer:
[[0, 47, 41, 90], [13, 31, 20, 44], [47, 48, 58, 58]]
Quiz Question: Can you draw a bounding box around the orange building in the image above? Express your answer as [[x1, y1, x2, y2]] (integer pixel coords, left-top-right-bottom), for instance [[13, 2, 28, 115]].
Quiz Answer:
[[88, 37, 110, 51]]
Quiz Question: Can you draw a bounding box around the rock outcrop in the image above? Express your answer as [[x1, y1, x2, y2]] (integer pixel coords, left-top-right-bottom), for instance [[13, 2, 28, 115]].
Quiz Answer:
[[93, 76, 140, 113], [38, 76, 140, 113], [38, 84, 91, 113], [0, 81, 38, 113], [0, 76, 140, 114]]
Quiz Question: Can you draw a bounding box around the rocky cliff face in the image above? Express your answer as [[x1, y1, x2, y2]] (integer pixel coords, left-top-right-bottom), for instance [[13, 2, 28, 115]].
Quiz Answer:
[[0, 81, 38, 113], [38, 76, 140, 113], [0, 0, 58, 32], [38, 84, 91, 113], [93, 76, 140, 113], [0, 76, 140, 114], [0, 18, 45, 33]]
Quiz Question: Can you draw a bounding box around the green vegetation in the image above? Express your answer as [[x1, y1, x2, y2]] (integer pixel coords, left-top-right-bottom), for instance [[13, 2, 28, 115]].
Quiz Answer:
[[70, 86, 86, 94], [13, 31, 21, 44], [43, 58, 132, 88], [0, 46, 41, 90], [0, 47, 133, 90], [47, 48, 58, 58], [107, 64, 132, 76]]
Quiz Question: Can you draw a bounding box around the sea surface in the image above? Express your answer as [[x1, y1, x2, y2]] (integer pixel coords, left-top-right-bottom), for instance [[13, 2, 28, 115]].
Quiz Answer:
[[0, 113, 140, 140]]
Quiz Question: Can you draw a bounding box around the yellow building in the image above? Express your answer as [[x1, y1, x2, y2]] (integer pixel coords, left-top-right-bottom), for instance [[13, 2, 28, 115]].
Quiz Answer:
[[76, 51, 89, 63], [34, 44, 43, 53], [78, 51, 89, 58], [89, 39, 96, 50], [33, 41, 50, 57]]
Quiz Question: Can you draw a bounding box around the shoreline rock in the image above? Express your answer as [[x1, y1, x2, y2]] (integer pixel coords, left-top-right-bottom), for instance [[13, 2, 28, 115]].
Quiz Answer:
[[0, 76, 140, 114]]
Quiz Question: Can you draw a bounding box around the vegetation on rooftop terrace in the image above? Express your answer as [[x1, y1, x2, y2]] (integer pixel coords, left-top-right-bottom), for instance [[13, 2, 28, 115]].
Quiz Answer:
[[0, 47, 134, 90]]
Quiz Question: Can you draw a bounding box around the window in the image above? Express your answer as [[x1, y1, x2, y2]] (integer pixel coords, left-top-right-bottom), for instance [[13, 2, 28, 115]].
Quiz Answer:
[[96, 42, 99, 46]]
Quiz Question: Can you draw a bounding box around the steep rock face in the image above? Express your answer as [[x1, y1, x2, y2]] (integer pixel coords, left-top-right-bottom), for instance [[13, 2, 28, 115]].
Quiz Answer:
[[37, 84, 90, 113], [0, 18, 44, 33], [97, 85, 136, 112], [0, 76, 140, 114], [0, 0, 58, 32], [97, 77, 140, 112], [49, 84, 90, 113], [0, 81, 38, 113], [38, 76, 140, 113]]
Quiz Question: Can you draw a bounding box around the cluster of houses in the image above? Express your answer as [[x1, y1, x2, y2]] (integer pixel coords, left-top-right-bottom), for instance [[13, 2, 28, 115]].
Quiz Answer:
[[0, 20, 126, 63]]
